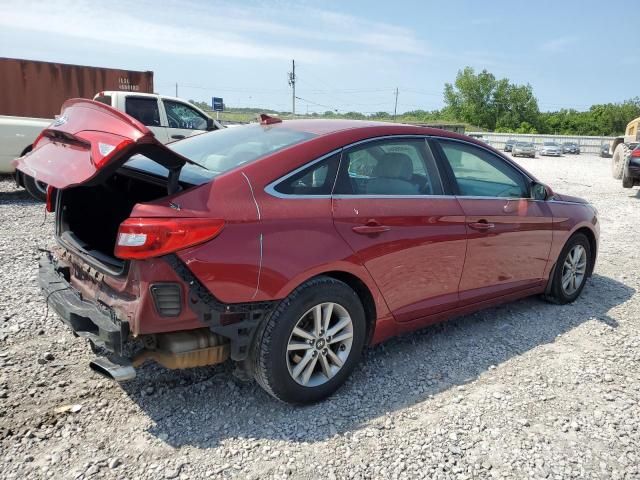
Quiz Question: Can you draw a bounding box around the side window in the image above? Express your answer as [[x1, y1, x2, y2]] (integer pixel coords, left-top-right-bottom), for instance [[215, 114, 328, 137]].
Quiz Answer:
[[125, 97, 161, 126], [335, 139, 443, 196], [274, 153, 340, 196], [163, 100, 208, 130], [438, 140, 529, 198], [93, 95, 112, 106]]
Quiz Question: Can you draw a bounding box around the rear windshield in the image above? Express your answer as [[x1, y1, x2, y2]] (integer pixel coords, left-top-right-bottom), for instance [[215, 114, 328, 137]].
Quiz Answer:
[[168, 124, 316, 174]]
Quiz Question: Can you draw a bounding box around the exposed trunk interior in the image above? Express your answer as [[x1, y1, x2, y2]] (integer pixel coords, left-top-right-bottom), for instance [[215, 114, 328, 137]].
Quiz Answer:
[[58, 169, 171, 273]]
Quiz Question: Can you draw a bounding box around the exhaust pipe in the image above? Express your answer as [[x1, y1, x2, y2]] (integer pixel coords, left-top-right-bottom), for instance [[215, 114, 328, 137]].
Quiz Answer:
[[89, 356, 136, 382]]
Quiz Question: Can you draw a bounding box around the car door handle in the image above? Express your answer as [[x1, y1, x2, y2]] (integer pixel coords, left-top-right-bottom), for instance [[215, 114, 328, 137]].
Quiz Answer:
[[468, 221, 495, 231], [171, 134, 186, 140], [352, 221, 391, 234]]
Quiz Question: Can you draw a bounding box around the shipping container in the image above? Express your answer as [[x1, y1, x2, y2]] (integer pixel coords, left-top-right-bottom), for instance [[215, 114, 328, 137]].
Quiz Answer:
[[0, 58, 154, 118]]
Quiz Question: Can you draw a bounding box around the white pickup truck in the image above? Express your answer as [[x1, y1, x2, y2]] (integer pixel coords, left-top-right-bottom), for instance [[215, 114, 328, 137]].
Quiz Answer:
[[2, 91, 220, 200]]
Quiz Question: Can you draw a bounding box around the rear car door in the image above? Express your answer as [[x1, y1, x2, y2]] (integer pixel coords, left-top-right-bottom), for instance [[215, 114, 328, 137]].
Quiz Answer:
[[332, 137, 467, 322], [432, 138, 553, 305], [162, 99, 209, 142], [124, 96, 169, 143]]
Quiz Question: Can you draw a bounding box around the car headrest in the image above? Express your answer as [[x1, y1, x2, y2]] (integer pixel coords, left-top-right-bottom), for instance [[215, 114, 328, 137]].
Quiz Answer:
[[374, 152, 413, 180]]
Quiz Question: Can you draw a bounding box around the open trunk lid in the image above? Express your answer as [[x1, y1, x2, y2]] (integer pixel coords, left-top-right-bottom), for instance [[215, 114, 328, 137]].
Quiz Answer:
[[14, 99, 191, 190]]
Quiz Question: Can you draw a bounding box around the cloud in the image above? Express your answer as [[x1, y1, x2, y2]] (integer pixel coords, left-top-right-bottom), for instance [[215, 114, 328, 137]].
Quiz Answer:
[[540, 36, 579, 53], [0, 0, 428, 63]]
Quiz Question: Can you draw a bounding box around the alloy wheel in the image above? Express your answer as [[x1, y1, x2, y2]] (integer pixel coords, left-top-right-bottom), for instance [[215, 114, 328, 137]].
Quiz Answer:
[[561, 244, 587, 296], [286, 302, 353, 387]]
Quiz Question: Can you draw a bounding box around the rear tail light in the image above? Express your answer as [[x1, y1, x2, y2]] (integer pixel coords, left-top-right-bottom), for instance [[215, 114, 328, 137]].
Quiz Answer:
[[631, 148, 640, 158], [114, 217, 225, 260], [76, 131, 134, 169]]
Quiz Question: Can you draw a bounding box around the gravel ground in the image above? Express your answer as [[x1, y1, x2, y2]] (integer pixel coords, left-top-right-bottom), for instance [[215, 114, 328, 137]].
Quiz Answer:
[[0, 153, 639, 480]]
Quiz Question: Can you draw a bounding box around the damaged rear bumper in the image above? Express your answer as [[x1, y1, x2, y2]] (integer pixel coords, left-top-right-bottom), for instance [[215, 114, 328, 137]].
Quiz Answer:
[[39, 252, 129, 355]]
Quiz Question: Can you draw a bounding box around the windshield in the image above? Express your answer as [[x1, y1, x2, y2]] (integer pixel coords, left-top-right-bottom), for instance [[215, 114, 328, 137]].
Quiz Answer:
[[544, 142, 557, 146], [168, 124, 316, 174]]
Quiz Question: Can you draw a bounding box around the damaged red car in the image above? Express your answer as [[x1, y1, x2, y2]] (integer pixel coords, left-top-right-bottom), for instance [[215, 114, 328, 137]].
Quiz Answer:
[[15, 100, 599, 404]]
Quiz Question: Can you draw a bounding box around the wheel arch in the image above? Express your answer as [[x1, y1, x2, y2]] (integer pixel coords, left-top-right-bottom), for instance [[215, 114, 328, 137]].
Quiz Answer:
[[573, 226, 597, 276], [319, 270, 378, 345], [277, 266, 386, 346], [16, 144, 34, 186]]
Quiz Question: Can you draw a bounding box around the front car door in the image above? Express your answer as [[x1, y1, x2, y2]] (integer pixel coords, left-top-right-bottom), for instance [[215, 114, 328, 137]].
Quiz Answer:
[[432, 138, 553, 305], [162, 99, 209, 142], [331, 137, 467, 323]]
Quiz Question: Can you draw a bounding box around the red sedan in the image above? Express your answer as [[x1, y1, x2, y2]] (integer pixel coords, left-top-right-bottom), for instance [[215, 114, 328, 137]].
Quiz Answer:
[[16, 100, 599, 404]]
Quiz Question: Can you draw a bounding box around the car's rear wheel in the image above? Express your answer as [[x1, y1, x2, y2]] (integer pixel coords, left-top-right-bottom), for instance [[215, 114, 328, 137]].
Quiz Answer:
[[612, 144, 629, 180], [251, 276, 366, 404], [545, 233, 592, 304]]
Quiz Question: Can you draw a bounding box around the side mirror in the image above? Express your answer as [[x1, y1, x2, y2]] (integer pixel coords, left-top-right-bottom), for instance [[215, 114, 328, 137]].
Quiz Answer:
[[531, 181, 552, 201], [206, 117, 215, 131]]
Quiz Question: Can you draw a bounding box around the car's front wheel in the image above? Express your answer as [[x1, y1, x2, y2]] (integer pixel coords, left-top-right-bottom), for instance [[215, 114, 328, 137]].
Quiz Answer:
[[545, 233, 592, 304], [251, 276, 366, 404]]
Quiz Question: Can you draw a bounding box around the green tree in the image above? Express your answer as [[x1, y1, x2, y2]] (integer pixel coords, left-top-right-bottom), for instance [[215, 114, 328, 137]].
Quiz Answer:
[[443, 67, 540, 131]]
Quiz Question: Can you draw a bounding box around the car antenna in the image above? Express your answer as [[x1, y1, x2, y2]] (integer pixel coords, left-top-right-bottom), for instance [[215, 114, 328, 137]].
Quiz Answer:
[[258, 113, 282, 125]]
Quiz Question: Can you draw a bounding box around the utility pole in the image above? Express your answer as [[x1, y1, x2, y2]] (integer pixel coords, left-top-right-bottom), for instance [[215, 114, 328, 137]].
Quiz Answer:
[[393, 87, 399, 121], [288, 59, 296, 117], [175, 82, 178, 97]]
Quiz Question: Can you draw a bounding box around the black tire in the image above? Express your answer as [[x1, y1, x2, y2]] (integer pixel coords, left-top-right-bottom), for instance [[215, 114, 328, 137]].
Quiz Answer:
[[611, 144, 629, 180], [622, 152, 634, 188], [251, 276, 366, 404], [22, 173, 47, 202], [545, 233, 592, 305]]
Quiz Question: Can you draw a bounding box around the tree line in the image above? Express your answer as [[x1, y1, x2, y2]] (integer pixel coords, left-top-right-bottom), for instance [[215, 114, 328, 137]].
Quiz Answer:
[[192, 67, 639, 136]]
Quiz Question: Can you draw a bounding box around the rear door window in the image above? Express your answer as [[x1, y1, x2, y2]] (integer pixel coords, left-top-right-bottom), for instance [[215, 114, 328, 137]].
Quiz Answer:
[[273, 153, 340, 196], [335, 138, 443, 195], [125, 97, 161, 126]]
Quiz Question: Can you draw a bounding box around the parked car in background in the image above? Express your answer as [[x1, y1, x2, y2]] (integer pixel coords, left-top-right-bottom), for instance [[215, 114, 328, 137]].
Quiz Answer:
[[0, 116, 51, 199], [561, 142, 581, 154], [512, 142, 536, 158], [15, 102, 600, 404], [504, 139, 517, 152], [600, 143, 612, 158], [540, 142, 562, 156], [619, 145, 640, 188]]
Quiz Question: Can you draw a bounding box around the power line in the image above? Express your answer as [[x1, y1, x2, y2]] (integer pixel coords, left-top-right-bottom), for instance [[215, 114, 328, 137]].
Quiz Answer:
[[294, 95, 338, 112]]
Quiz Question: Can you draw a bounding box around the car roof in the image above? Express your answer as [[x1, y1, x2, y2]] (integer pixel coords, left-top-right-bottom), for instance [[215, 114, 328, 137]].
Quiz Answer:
[[262, 118, 470, 140]]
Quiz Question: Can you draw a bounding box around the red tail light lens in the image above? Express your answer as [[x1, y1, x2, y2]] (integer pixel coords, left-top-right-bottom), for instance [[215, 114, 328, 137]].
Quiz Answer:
[[631, 148, 640, 158], [45, 185, 56, 213], [76, 131, 134, 169], [114, 218, 225, 260]]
